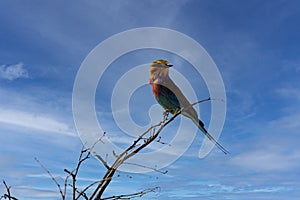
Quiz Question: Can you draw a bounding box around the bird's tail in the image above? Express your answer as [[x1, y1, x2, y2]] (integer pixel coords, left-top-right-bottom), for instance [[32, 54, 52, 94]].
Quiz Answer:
[[190, 117, 229, 154]]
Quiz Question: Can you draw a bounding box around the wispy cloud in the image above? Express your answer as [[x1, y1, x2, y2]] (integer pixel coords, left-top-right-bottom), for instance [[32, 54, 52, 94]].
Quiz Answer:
[[0, 63, 29, 80], [276, 88, 300, 101], [161, 179, 292, 199], [268, 113, 300, 131], [0, 108, 75, 136], [27, 173, 99, 182], [230, 111, 300, 171], [11, 187, 59, 199], [231, 149, 300, 171]]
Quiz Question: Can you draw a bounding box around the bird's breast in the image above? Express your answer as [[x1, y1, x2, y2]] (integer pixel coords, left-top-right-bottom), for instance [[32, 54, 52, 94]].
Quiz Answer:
[[149, 72, 169, 98], [151, 83, 161, 98]]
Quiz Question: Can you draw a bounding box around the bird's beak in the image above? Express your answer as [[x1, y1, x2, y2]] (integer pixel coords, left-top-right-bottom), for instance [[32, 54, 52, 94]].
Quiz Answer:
[[166, 64, 173, 68]]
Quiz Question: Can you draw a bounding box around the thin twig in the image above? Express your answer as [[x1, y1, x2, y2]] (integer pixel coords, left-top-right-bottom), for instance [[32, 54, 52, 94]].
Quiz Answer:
[[69, 183, 89, 200], [34, 158, 65, 200], [76, 181, 100, 200], [66, 135, 105, 200], [92, 110, 181, 199], [89, 122, 164, 200], [2, 180, 18, 200], [122, 162, 168, 174], [101, 187, 159, 200], [91, 98, 215, 199], [93, 152, 110, 170], [156, 136, 171, 146]]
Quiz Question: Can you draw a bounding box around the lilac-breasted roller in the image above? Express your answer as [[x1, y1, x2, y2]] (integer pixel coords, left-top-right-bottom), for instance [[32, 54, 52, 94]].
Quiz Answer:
[[149, 59, 228, 154]]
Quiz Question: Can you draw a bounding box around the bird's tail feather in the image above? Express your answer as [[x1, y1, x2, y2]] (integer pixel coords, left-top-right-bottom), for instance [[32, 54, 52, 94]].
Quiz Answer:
[[190, 117, 229, 154]]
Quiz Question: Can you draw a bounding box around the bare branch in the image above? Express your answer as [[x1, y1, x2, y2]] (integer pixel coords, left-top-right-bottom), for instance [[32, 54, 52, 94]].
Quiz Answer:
[[75, 181, 100, 200], [1, 180, 18, 200], [34, 158, 65, 200], [156, 136, 171, 146], [93, 152, 110, 170], [18, 98, 218, 200], [61, 134, 106, 200], [190, 97, 224, 107], [63, 174, 70, 199], [90, 110, 181, 199], [122, 162, 168, 174], [90, 97, 218, 199], [69, 184, 89, 200], [101, 187, 159, 200]]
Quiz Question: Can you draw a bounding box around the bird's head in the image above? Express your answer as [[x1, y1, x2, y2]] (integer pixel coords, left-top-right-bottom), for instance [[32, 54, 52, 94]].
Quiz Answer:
[[149, 59, 173, 83], [151, 59, 173, 69], [150, 59, 173, 75]]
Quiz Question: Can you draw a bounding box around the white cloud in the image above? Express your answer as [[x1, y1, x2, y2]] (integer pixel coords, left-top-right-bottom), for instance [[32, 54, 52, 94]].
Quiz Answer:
[[12, 187, 60, 199], [27, 173, 99, 182], [226, 89, 257, 121], [231, 148, 300, 171], [0, 108, 75, 136], [276, 88, 300, 101], [230, 112, 300, 171], [0, 63, 29, 80], [268, 113, 300, 130]]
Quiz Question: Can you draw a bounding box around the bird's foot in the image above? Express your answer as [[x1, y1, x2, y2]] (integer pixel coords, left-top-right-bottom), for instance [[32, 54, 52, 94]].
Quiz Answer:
[[163, 109, 171, 121]]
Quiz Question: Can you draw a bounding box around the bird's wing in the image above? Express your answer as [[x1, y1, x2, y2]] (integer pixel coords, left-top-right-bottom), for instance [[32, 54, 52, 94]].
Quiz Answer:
[[159, 85, 181, 108], [164, 78, 198, 119]]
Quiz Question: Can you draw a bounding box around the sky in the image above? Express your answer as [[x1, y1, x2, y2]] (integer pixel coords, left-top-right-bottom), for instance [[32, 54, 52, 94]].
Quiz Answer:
[[1, 0, 300, 199]]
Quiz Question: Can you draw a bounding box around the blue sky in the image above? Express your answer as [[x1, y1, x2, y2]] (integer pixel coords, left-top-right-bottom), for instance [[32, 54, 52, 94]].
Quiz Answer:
[[1, 0, 300, 199]]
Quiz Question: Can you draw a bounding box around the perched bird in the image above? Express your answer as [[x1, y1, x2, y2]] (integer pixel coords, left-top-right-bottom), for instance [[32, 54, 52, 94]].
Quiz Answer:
[[149, 59, 228, 154]]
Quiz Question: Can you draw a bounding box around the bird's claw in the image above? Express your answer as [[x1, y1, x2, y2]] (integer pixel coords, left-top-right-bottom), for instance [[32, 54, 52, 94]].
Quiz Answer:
[[163, 109, 171, 121]]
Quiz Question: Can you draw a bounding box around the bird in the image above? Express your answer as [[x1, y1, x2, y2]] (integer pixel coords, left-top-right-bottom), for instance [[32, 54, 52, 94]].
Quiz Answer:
[[149, 59, 228, 154]]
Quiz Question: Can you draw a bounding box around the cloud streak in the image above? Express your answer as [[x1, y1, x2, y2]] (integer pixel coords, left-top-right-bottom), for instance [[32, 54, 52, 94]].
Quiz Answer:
[[0, 63, 29, 80], [0, 108, 75, 136], [276, 87, 300, 101], [11, 187, 59, 199], [231, 149, 300, 171]]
